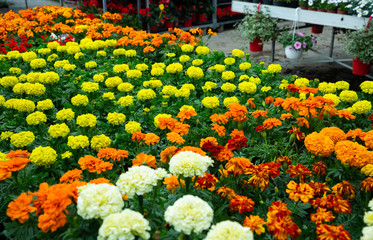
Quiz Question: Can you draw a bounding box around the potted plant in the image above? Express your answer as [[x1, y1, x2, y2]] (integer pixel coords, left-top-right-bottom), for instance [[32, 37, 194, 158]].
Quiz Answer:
[[299, 0, 308, 9], [340, 25, 373, 76], [278, 31, 316, 59], [273, 0, 290, 7], [325, 0, 338, 13], [235, 8, 279, 52], [337, 0, 349, 14]]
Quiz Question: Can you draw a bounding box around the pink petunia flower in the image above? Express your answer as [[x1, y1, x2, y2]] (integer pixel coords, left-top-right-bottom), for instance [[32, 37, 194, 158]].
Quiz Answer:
[[303, 42, 307, 48], [294, 41, 302, 50], [297, 32, 305, 37]]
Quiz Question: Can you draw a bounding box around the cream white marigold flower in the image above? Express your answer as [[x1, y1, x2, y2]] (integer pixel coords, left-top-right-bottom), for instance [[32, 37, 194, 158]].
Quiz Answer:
[[98, 209, 151, 240], [164, 195, 213, 235], [169, 151, 213, 177], [77, 183, 124, 219], [205, 220, 254, 240], [116, 166, 167, 199]]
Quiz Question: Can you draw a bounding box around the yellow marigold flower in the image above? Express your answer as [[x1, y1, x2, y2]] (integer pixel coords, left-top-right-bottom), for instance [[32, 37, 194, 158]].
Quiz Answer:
[[294, 78, 309, 87], [47, 41, 60, 50], [105, 39, 117, 47], [154, 113, 172, 127], [4, 99, 35, 112], [202, 96, 220, 109], [0, 152, 8, 161], [186, 66, 204, 79], [126, 69, 142, 79], [18, 74, 27, 82], [54, 60, 69, 68], [181, 44, 194, 52], [238, 81, 257, 94], [202, 81, 217, 91], [210, 64, 225, 73], [195, 46, 210, 55], [107, 112, 126, 125], [318, 82, 337, 94], [339, 90, 358, 103], [22, 83, 46, 96], [117, 96, 134, 107], [261, 86, 271, 92], [93, 74, 105, 83], [125, 49, 137, 57], [361, 164, 373, 177], [6, 50, 21, 59], [9, 67, 21, 75], [162, 85, 178, 96], [167, 53, 176, 57], [360, 81, 373, 94], [352, 100, 372, 114], [175, 88, 191, 98], [222, 71, 235, 81], [67, 46, 80, 55], [224, 57, 235, 65], [113, 48, 126, 56], [39, 72, 60, 84], [150, 67, 165, 76], [267, 64, 282, 73], [0, 95, 5, 106], [10, 131, 35, 148], [26, 111, 47, 125], [1, 76, 18, 88], [38, 48, 51, 55], [105, 76, 123, 88], [48, 123, 70, 138], [12, 83, 26, 95], [152, 62, 166, 69], [118, 82, 134, 92], [232, 49, 244, 58], [81, 82, 99, 93], [76, 114, 97, 128], [91, 134, 111, 151], [166, 63, 183, 73], [1, 131, 13, 141], [323, 94, 340, 107], [249, 76, 261, 85], [179, 55, 190, 62], [71, 94, 89, 106], [96, 50, 107, 57], [102, 92, 115, 100], [125, 121, 142, 134], [56, 108, 75, 121], [135, 63, 149, 71], [143, 80, 162, 89], [182, 84, 195, 91], [56, 46, 67, 52], [113, 64, 129, 73], [21, 52, 37, 62], [85, 61, 97, 69], [74, 52, 84, 60], [63, 64, 76, 71], [239, 75, 250, 81], [68, 135, 90, 149], [221, 82, 236, 92], [61, 151, 73, 159], [137, 89, 156, 101], [192, 59, 203, 66], [304, 132, 334, 157], [239, 62, 251, 71], [335, 81, 349, 90], [223, 96, 239, 107], [30, 146, 57, 167]]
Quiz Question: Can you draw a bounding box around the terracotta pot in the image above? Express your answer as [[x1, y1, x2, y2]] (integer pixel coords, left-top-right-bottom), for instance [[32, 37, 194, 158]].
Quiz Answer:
[[198, 14, 208, 23], [183, 18, 193, 27], [337, 10, 347, 14], [307, 7, 317, 11], [311, 25, 324, 34], [353, 58, 371, 76], [317, 8, 326, 12], [299, 6, 307, 9], [326, 9, 337, 13], [285, 46, 302, 59], [249, 38, 263, 52]]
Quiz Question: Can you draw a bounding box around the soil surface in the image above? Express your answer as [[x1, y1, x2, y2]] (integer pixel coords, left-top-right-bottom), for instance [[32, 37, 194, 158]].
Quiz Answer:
[[203, 22, 372, 91]]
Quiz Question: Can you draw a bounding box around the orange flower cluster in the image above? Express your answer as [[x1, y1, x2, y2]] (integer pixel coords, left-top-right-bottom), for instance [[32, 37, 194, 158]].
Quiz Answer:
[[310, 208, 335, 225], [194, 173, 218, 191], [216, 186, 237, 200], [97, 148, 129, 161], [334, 140, 373, 168], [229, 195, 255, 214], [245, 162, 281, 191], [160, 146, 179, 164], [316, 224, 351, 240], [6, 192, 36, 224], [308, 181, 330, 198], [243, 215, 266, 235], [60, 169, 82, 183], [364, 130, 373, 150], [225, 102, 249, 122], [304, 132, 335, 157], [319, 127, 346, 144], [158, 117, 190, 136], [286, 180, 315, 203], [132, 153, 157, 168], [286, 163, 313, 183], [331, 181, 357, 199], [361, 177, 373, 192], [225, 157, 252, 176], [0, 150, 30, 181], [176, 108, 197, 122], [78, 155, 113, 174], [312, 161, 327, 176], [163, 174, 185, 193], [311, 194, 352, 214], [346, 128, 366, 140], [266, 201, 301, 240]]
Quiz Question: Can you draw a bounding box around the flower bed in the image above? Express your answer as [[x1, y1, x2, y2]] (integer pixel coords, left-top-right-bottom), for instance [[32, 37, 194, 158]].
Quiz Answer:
[[1, 6, 373, 240]]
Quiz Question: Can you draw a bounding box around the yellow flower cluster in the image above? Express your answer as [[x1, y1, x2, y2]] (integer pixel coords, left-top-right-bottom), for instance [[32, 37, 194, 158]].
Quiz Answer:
[[1, 131, 13, 141], [13, 83, 46, 96], [125, 121, 142, 134], [318, 82, 337, 94], [76, 114, 97, 127], [154, 114, 172, 127], [224, 57, 235, 65], [223, 96, 239, 106], [151, 67, 165, 76], [39, 72, 60, 84], [126, 70, 142, 79], [210, 64, 225, 73], [63, 64, 76, 71], [232, 49, 244, 58], [102, 92, 115, 100], [166, 63, 183, 74], [71, 94, 89, 106], [118, 82, 134, 92], [136, 63, 149, 71], [186, 66, 204, 79], [68, 135, 90, 149], [67, 46, 80, 55], [30, 146, 57, 167], [143, 80, 162, 89], [56, 108, 75, 121], [91, 134, 111, 151], [4, 98, 35, 112], [294, 78, 309, 87], [30, 59, 47, 69], [21, 52, 37, 62], [47, 41, 60, 50], [137, 89, 156, 101], [335, 81, 350, 90], [9, 67, 21, 75], [26, 111, 47, 125], [238, 81, 257, 94], [93, 74, 105, 82], [222, 71, 235, 81], [181, 44, 194, 53], [261, 86, 272, 92], [162, 85, 177, 96], [10, 131, 35, 147], [117, 96, 134, 107], [351, 100, 372, 114], [202, 82, 217, 92], [97, 51, 107, 57], [113, 48, 126, 56], [37, 48, 51, 55], [48, 123, 70, 138], [221, 82, 236, 92], [179, 55, 190, 63], [106, 77, 123, 88], [195, 46, 210, 55], [323, 94, 340, 107], [113, 64, 129, 73], [202, 96, 220, 109], [0, 76, 18, 87], [267, 64, 282, 74], [360, 81, 373, 94], [85, 61, 97, 69], [36, 99, 54, 111], [81, 82, 99, 93], [249, 76, 261, 85], [339, 90, 358, 103], [125, 49, 137, 57], [239, 62, 251, 71], [107, 112, 126, 125]]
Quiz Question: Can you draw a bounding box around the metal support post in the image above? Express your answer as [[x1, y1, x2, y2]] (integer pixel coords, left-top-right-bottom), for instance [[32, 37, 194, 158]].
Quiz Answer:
[[146, 0, 150, 32], [212, 0, 218, 28], [102, 0, 107, 13], [271, 40, 275, 63], [329, 27, 335, 58], [25, 0, 28, 9], [137, 0, 141, 23], [59, 0, 63, 6]]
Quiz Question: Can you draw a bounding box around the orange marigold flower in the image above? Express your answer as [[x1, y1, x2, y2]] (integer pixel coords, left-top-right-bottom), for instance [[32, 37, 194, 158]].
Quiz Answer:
[[215, 146, 233, 162], [200, 137, 218, 148], [276, 156, 292, 168], [131, 131, 146, 142], [319, 127, 346, 144], [262, 118, 282, 130], [158, 117, 178, 130], [163, 174, 185, 193], [89, 177, 112, 185], [346, 128, 366, 140], [97, 148, 129, 161], [281, 97, 301, 111], [310, 208, 335, 225], [299, 86, 318, 94], [316, 224, 351, 240], [78, 155, 113, 174], [170, 122, 190, 136], [265, 96, 275, 105], [312, 161, 327, 176], [311, 194, 352, 214], [230, 129, 245, 137], [160, 146, 178, 164], [0, 169, 12, 181], [331, 181, 357, 199], [286, 180, 315, 203], [38, 211, 68, 233], [60, 169, 82, 183], [212, 123, 226, 137], [225, 157, 252, 176], [144, 133, 160, 145], [166, 132, 185, 144], [176, 109, 197, 122], [243, 215, 266, 235], [295, 117, 309, 128], [309, 180, 330, 198], [6, 150, 31, 159], [246, 98, 256, 109], [225, 102, 249, 122], [194, 173, 218, 191], [304, 132, 334, 157], [280, 113, 293, 120], [361, 177, 373, 192], [287, 126, 305, 140], [273, 97, 285, 107], [246, 162, 281, 191], [334, 140, 371, 168], [143, 46, 155, 53], [216, 186, 237, 200], [252, 110, 268, 118], [132, 153, 157, 169], [179, 146, 206, 156], [229, 195, 255, 214], [286, 163, 313, 183], [336, 109, 356, 120], [6, 192, 36, 224], [1, 157, 30, 172], [364, 130, 373, 150], [210, 113, 228, 125]]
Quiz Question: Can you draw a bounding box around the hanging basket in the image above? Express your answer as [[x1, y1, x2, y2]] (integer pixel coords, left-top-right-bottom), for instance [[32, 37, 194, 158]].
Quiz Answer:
[[249, 38, 263, 52], [352, 58, 371, 76], [285, 46, 302, 59], [311, 25, 323, 34]]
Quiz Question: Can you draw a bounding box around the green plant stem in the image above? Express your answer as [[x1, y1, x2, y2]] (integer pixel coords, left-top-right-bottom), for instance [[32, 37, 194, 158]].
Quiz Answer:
[[137, 194, 144, 214]]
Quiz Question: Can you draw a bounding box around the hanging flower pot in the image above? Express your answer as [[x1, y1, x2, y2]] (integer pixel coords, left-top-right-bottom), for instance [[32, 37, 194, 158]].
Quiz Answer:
[[352, 58, 371, 76], [285, 46, 302, 59], [311, 25, 323, 34], [249, 38, 263, 52]]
